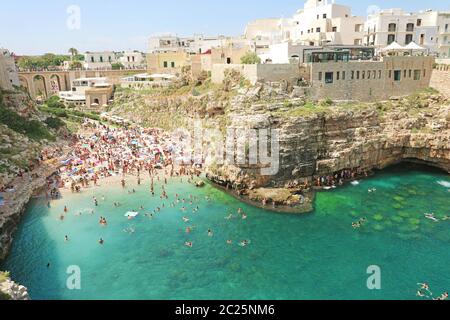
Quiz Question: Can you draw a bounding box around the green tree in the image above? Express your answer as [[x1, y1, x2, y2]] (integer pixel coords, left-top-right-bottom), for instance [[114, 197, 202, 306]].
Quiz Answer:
[[240, 52, 261, 65], [68, 48, 79, 60], [111, 63, 125, 70]]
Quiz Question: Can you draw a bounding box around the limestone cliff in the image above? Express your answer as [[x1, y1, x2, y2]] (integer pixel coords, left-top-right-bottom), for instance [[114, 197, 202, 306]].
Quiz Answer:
[[205, 85, 450, 209]]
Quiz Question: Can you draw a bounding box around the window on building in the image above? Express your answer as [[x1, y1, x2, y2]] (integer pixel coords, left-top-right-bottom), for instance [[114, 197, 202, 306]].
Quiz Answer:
[[91, 57, 94, 63], [417, 19, 422, 27], [171, 62, 175, 68], [337, 71, 340, 80], [316, 27, 321, 33], [362, 71, 365, 79], [388, 23, 397, 32], [414, 70, 421, 80], [163, 61, 168, 68], [318, 72, 323, 81], [323, 14, 327, 19], [405, 34, 413, 45], [367, 71, 371, 79], [342, 71, 346, 80], [356, 71, 360, 80], [394, 70, 401, 81], [373, 70, 376, 79], [406, 23, 414, 32], [108, 56, 112, 62], [387, 34, 396, 45], [332, 26, 337, 32], [409, 70, 412, 78], [420, 34, 425, 45], [403, 70, 407, 78], [355, 24, 363, 32], [446, 24, 449, 32], [100, 56, 103, 63], [379, 70, 382, 79], [325, 72, 334, 84], [423, 69, 426, 77], [351, 70, 355, 80], [317, 15, 320, 20], [227, 57, 231, 64]]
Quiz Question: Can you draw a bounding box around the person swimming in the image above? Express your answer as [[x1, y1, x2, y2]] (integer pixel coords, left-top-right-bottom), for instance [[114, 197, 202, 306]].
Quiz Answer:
[[98, 238, 104, 245], [185, 241, 193, 248], [182, 217, 190, 223], [208, 229, 213, 237], [64, 206, 68, 213], [227, 240, 233, 245], [239, 240, 250, 247], [64, 235, 69, 242]]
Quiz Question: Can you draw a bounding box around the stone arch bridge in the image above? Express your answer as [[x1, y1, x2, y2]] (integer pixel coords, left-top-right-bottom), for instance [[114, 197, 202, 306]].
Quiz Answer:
[[18, 69, 146, 100]]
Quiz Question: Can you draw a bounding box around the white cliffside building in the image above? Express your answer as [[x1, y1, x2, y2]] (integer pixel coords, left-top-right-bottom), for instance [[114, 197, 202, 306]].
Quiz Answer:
[[244, 0, 365, 47], [363, 8, 450, 57]]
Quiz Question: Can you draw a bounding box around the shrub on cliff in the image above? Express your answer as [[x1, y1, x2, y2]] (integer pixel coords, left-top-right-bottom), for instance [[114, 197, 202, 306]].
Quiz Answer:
[[0, 104, 55, 141]]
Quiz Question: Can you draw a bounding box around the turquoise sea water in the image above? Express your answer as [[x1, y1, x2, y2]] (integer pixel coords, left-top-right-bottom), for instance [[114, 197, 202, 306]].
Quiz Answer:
[[2, 164, 450, 300]]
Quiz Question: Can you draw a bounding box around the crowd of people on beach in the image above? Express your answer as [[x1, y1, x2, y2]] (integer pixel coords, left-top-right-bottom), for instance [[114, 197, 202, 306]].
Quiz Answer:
[[315, 168, 369, 188], [42, 120, 251, 250]]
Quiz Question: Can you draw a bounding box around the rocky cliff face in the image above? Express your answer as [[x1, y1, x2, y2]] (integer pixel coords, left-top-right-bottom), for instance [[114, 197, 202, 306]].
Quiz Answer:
[[205, 85, 450, 207]]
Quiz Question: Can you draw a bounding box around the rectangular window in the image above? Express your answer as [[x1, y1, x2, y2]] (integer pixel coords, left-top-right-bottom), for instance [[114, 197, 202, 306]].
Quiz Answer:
[[325, 72, 334, 84], [394, 70, 401, 81], [171, 62, 175, 68], [316, 27, 321, 33], [404, 70, 407, 78], [423, 69, 426, 77], [356, 71, 360, 80], [351, 71, 354, 80], [387, 34, 395, 45], [323, 14, 327, 19], [337, 71, 340, 80], [405, 34, 413, 45], [332, 26, 337, 32], [373, 70, 376, 79], [378, 70, 382, 79], [362, 71, 365, 79], [342, 71, 346, 80], [417, 19, 422, 27], [368, 71, 371, 79], [414, 70, 421, 80], [318, 72, 323, 81], [163, 61, 168, 68]]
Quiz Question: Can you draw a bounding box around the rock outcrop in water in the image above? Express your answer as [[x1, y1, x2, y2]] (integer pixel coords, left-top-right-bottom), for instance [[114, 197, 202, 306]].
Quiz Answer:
[[0, 272, 29, 300]]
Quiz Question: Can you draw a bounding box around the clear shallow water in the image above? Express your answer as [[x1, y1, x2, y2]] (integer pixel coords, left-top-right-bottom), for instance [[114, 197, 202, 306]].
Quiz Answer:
[[2, 164, 450, 300]]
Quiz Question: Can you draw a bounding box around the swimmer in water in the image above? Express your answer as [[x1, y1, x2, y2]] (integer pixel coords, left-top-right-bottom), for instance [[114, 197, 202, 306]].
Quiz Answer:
[[99, 238, 104, 245], [226, 240, 233, 245], [225, 214, 234, 220], [185, 242, 193, 248], [64, 206, 68, 213], [435, 292, 449, 301], [242, 213, 248, 220], [64, 235, 69, 242], [59, 214, 65, 221], [182, 217, 190, 223], [208, 229, 213, 237], [239, 240, 250, 247]]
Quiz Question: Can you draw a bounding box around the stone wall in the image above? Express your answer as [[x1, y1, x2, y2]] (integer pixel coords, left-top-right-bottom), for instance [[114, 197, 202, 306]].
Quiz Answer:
[[307, 56, 434, 101], [212, 63, 299, 85], [431, 70, 450, 98]]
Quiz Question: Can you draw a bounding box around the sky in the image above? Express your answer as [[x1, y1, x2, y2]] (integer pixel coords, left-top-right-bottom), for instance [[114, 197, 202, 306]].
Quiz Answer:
[[0, 0, 448, 55]]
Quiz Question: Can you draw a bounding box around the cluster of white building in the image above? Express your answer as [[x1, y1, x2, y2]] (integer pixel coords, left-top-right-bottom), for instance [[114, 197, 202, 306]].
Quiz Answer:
[[244, 0, 450, 59]]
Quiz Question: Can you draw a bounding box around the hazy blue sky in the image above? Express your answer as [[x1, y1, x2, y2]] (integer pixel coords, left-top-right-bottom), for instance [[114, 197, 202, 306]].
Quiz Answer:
[[0, 0, 448, 55]]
